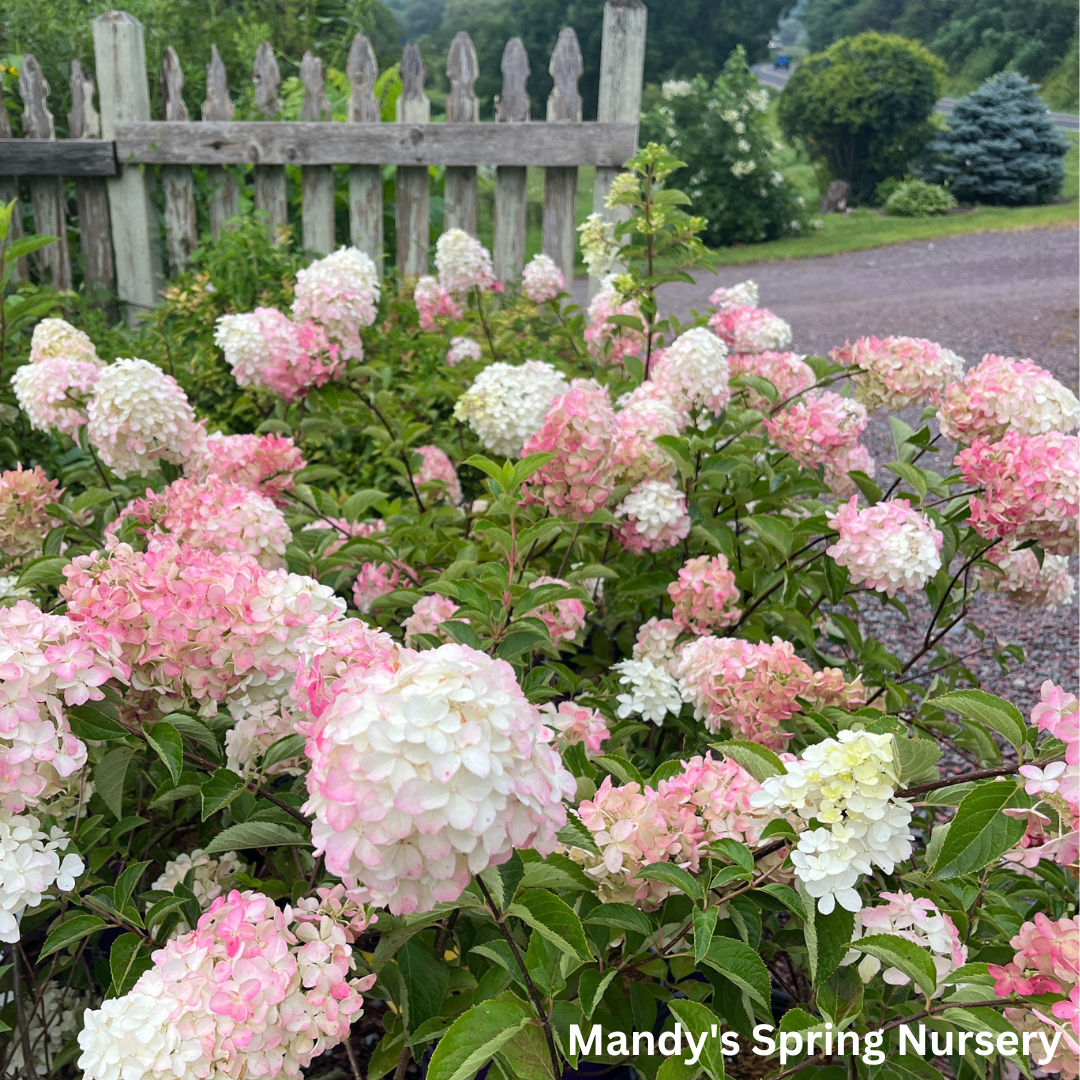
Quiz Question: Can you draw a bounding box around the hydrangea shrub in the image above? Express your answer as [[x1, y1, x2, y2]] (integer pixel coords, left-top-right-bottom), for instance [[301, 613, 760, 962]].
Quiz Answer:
[[0, 148, 1076, 1080]]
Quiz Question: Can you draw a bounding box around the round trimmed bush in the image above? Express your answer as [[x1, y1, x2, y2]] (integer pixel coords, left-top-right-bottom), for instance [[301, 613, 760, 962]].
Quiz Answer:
[[883, 177, 957, 216]]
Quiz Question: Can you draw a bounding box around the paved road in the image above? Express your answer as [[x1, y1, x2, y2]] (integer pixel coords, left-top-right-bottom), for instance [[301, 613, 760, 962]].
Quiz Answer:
[[751, 64, 1080, 131]]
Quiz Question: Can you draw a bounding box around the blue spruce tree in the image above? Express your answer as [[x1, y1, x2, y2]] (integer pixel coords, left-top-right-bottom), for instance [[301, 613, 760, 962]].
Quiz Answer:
[[931, 72, 1070, 205]]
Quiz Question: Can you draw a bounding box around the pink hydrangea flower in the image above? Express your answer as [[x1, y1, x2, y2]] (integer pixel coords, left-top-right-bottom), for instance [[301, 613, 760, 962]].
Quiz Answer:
[[824, 442, 877, 498], [12, 353, 103, 437], [541, 701, 610, 755], [414, 445, 462, 505], [190, 431, 305, 508], [709, 304, 792, 354], [522, 380, 618, 520], [402, 594, 461, 645], [352, 562, 406, 615], [658, 753, 772, 846], [77, 889, 377, 1080], [988, 913, 1080, 998], [977, 542, 1075, 611], [446, 336, 482, 367], [729, 351, 816, 412], [1031, 682, 1079, 766], [831, 335, 964, 411], [649, 328, 731, 418], [614, 480, 692, 553], [566, 776, 703, 908], [435, 229, 496, 294], [826, 497, 944, 596], [291, 247, 380, 361], [668, 554, 741, 635], [526, 576, 586, 645], [415, 277, 464, 330], [957, 431, 1079, 556], [215, 308, 344, 403], [112, 477, 291, 569], [611, 386, 682, 486], [0, 601, 127, 812], [0, 466, 60, 567], [521, 253, 565, 303], [584, 277, 645, 365], [302, 642, 574, 915], [764, 391, 868, 470], [673, 635, 865, 748], [938, 354, 1079, 443], [61, 536, 344, 712]]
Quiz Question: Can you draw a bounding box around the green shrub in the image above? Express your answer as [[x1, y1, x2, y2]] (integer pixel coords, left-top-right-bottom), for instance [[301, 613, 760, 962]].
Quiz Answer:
[[882, 177, 957, 215], [777, 32, 947, 203], [930, 72, 1071, 205], [639, 48, 812, 246]]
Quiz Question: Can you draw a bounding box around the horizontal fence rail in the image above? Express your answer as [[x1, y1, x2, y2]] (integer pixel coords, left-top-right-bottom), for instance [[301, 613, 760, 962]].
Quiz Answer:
[[0, 1, 648, 324]]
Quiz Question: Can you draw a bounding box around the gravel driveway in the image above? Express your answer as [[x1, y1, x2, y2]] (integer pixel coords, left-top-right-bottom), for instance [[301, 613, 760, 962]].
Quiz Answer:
[[575, 224, 1080, 708]]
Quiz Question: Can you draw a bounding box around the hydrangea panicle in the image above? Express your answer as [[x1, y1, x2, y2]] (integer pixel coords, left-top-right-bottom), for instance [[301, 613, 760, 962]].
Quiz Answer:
[[435, 229, 496, 294], [709, 280, 759, 310], [291, 247, 380, 361], [0, 466, 61, 567], [612, 658, 683, 725], [541, 701, 610, 756], [977, 542, 1074, 610], [28, 318, 99, 365], [649, 327, 730, 418], [709, 305, 792, 354], [402, 594, 461, 645], [190, 431, 305, 508], [446, 336, 482, 367], [612, 390, 681, 486], [521, 253, 566, 303], [12, 353, 103, 437], [831, 335, 964, 411], [414, 445, 462, 505], [584, 277, 645, 366], [728, 350, 815, 412], [668, 554, 741, 635], [614, 480, 692, 553], [764, 391, 868, 471], [525, 576, 587, 645], [415, 277, 464, 330]]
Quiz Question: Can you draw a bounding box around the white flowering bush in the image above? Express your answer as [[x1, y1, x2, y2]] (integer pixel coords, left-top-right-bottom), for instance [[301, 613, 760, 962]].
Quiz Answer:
[[0, 150, 1077, 1080]]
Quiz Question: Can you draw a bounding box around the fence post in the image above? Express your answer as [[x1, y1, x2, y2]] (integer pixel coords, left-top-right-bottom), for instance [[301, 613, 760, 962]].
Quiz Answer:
[[252, 43, 288, 242], [444, 31, 479, 235], [160, 47, 197, 274], [69, 60, 114, 297], [0, 83, 27, 281], [202, 45, 238, 239], [93, 10, 162, 324], [396, 44, 430, 277], [542, 28, 583, 284], [591, 0, 647, 295], [300, 53, 335, 255], [346, 35, 382, 275], [18, 55, 73, 289], [493, 38, 530, 285]]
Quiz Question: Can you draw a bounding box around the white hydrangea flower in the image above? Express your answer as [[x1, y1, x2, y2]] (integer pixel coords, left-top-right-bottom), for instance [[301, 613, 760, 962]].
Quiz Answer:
[[4, 980, 92, 1077], [151, 848, 247, 908], [614, 479, 692, 552], [86, 359, 205, 479], [578, 214, 619, 279], [650, 327, 730, 417], [29, 318, 99, 364], [291, 246, 380, 360], [435, 228, 494, 294], [453, 361, 569, 458], [709, 279, 759, 310], [77, 989, 191, 1080], [632, 617, 681, 668], [661, 80, 694, 100], [0, 810, 83, 941], [223, 697, 303, 778], [0, 575, 30, 603], [612, 657, 683, 725], [521, 254, 566, 303]]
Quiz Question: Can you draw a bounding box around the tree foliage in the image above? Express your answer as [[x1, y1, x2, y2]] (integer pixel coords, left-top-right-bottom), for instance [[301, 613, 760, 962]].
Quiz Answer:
[[777, 32, 947, 203], [930, 72, 1070, 205]]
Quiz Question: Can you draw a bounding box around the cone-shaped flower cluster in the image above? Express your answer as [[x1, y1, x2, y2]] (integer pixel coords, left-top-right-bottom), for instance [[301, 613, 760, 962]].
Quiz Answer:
[[291, 247, 380, 361], [667, 554, 741, 635], [0, 466, 61, 567], [764, 392, 868, 471], [709, 305, 792, 354], [831, 335, 964, 411], [192, 433, 305, 509], [521, 253, 565, 303], [614, 480, 692, 553]]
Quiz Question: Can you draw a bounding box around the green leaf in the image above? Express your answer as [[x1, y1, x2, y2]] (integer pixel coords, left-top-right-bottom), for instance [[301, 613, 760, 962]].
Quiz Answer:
[[930, 779, 1028, 879], [701, 936, 771, 1008], [16, 555, 70, 589], [497, 1006, 552, 1080], [261, 733, 306, 770], [754, 883, 805, 920], [895, 737, 942, 785], [113, 861, 151, 915], [95, 746, 134, 819], [556, 810, 600, 856], [160, 713, 220, 756], [584, 903, 653, 938], [110, 933, 152, 996], [667, 1000, 728, 1080], [852, 933, 937, 998], [578, 967, 618, 1020], [201, 769, 247, 821], [39, 915, 107, 960], [67, 705, 129, 742], [144, 722, 184, 784], [713, 741, 785, 781], [693, 907, 719, 964], [634, 862, 704, 905], [734, 373, 779, 403], [592, 754, 644, 786], [884, 461, 928, 498], [929, 689, 1028, 752], [204, 821, 309, 854], [426, 1001, 530, 1080], [711, 838, 754, 872], [478, 851, 525, 910], [397, 939, 448, 1032], [514, 582, 590, 617], [797, 882, 853, 986], [744, 515, 793, 557], [507, 890, 592, 963], [847, 470, 882, 504]]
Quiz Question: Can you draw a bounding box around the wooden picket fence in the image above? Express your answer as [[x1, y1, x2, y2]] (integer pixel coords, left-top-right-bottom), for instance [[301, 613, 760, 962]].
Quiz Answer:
[[0, 4, 647, 323]]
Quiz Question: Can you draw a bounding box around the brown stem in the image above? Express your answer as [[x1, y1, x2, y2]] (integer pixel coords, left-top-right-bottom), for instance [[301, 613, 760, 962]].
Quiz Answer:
[[897, 758, 1063, 800], [474, 287, 500, 362], [433, 908, 460, 958], [392, 1043, 412, 1080], [12, 949, 36, 1080], [343, 1036, 363, 1080], [476, 877, 562, 1080]]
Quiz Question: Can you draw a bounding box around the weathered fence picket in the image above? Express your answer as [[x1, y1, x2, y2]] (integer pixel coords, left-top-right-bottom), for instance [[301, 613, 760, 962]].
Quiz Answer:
[[0, 79, 28, 280], [0, 3, 645, 309]]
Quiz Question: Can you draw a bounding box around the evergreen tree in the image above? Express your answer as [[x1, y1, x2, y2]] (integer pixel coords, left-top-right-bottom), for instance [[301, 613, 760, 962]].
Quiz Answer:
[[930, 72, 1070, 205]]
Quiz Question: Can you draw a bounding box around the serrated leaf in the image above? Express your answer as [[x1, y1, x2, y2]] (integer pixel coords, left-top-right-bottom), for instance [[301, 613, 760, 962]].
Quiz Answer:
[[110, 933, 152, 997], [584, 903, 653, 937], [667, 1000, 727, 1080], [754, 883, 806, 919], [592, 754, 644, 786], [39, 915, 107, 960], [895, 737, 942, 785], [16, 555, 70, 588], [397, 938, 448, 1032], [713, 741, 785, 781], [701, 936, 771, 1008], [930, 780, 1028, 879], [578, 967, 618, 1020], [556, 810, 600, 856], [507, 890, 591, 962], [113, 861, 151, 914], [204, 821, 309, 854], [160, 713, 220, 756], [426, 1001, 530, 1080], [95, 746, 134, 820], [144, 722, 183, 784], [711, 838, 754, 872], [513, 582, 590, 617], [201, 769, 247, 821], [884, 461, 928, 498], [929, 689, 1027, 752], [847, 469, 882, 504], [853, 933, 937, 997], [67, 705, 129, 742], [693, 907, 719, 964], [261, 733, 306, 770], [744, 515, 793, 557], [634, 862, 704, 905]]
